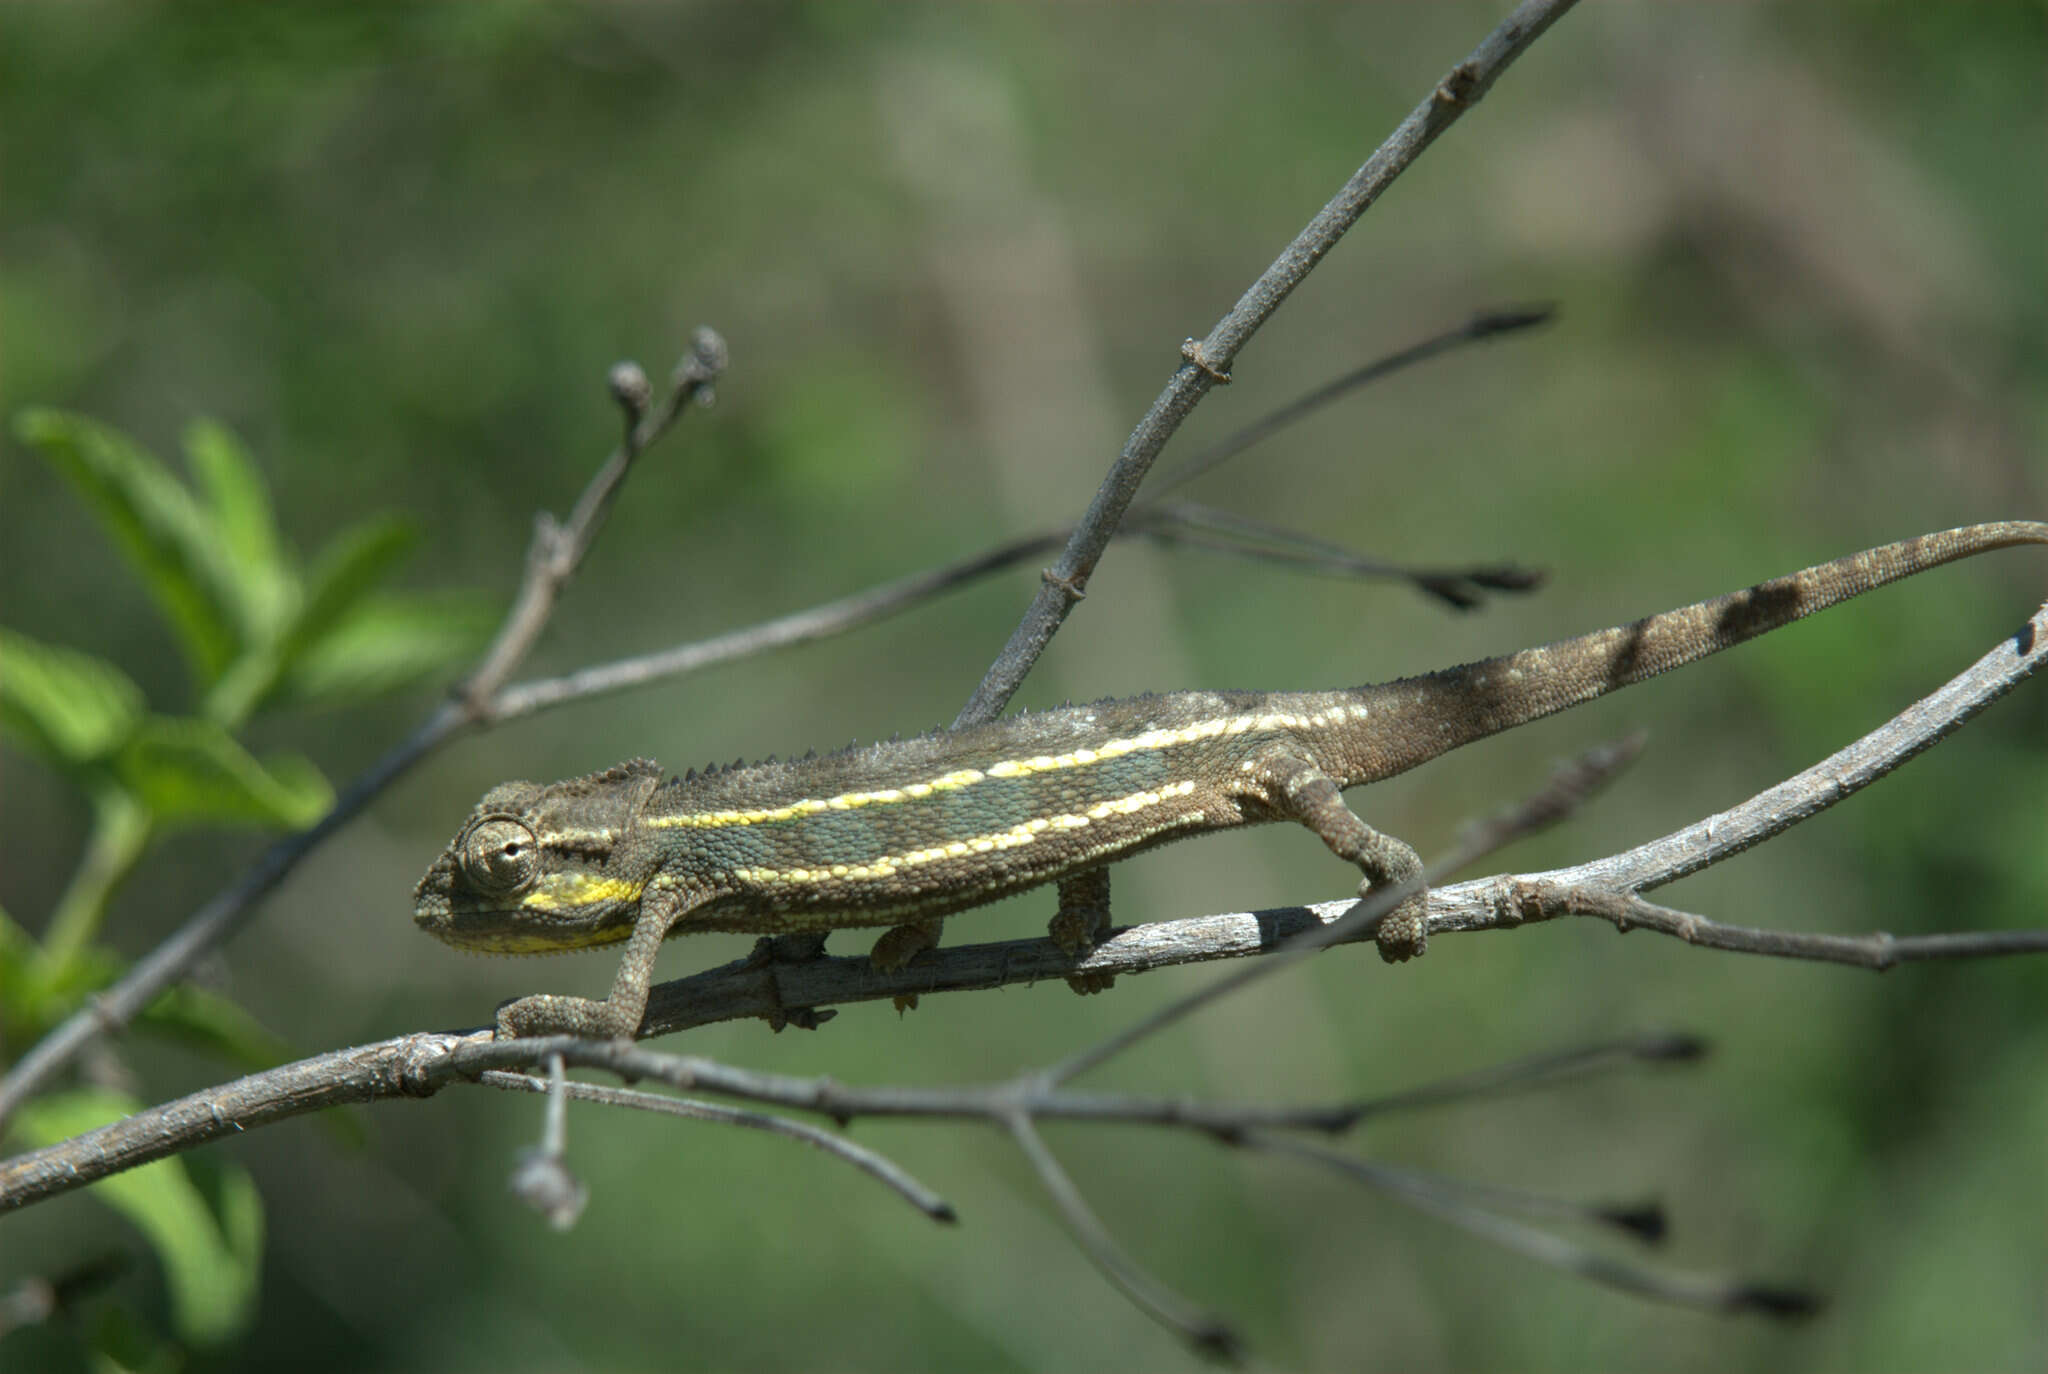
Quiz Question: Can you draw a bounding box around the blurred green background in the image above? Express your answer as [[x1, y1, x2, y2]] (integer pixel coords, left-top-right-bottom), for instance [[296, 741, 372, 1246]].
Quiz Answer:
[[3, 2, 2044, 1369]]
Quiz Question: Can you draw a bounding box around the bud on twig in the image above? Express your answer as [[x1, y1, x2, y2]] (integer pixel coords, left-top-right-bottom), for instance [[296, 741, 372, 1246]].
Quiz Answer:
[[608, 360, 651, 420]]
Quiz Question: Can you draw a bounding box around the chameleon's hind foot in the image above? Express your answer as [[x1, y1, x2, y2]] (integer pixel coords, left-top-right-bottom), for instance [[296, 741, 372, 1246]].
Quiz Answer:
[[871, 918, 943, 1013], [744, 931, 835, 1032], [1370, 887, 1430, 963], [745, 930, 830, 968]]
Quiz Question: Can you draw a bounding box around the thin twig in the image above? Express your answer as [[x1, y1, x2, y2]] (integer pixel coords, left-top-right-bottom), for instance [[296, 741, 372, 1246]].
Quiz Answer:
[[1143, 303, 1555, 502], [1250, 1134, 1818, 1319], [1136, 501, 1540, 610], [1003, 1112, 1240, 1361], [477, 1069, 956, 1222], [0, 1029, 1582, 1212], [1508, 885, 2048, 968], [507, 1053, 588, 1228], [952, 0, 1583, 728], [464, 331, 727, 706], [1341, 1030, 1707, 1126]]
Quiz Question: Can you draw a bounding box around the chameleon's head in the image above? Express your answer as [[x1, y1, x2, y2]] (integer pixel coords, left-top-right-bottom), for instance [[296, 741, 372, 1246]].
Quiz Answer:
[[414, 758, 666, 955]]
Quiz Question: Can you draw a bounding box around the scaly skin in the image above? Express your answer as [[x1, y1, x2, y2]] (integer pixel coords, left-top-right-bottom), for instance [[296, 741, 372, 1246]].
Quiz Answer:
[[412, 522, 2048, 1039]]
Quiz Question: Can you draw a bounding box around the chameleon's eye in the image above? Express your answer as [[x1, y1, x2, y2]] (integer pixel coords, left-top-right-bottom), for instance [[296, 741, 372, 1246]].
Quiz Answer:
[[458, 817, 540, 896]]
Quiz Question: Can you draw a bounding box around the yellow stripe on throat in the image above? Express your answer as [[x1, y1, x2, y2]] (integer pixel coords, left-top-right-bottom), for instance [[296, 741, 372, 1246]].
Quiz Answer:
[[520, 874, 646, 911]]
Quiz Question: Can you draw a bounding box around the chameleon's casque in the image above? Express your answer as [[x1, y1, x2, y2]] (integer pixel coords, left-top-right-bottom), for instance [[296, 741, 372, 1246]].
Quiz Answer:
[[414, 522, 2048, 1041]]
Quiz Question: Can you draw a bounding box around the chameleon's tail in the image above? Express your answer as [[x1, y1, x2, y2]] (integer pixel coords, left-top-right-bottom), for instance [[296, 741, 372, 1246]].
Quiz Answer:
[[1341, 521, 2048, 784]]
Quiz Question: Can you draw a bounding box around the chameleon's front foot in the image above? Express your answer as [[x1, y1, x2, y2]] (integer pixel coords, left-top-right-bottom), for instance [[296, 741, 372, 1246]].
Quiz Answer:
[[494, 992, 640, 1041], [1050, 869, 1117, 995]]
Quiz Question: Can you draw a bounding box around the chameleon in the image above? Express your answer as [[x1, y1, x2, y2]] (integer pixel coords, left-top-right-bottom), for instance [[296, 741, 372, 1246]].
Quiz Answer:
[[414, 521, 2047, 1040]]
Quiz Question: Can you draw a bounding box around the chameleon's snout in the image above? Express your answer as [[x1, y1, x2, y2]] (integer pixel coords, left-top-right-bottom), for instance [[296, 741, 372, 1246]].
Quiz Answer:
[[411, 849, 462, 936]]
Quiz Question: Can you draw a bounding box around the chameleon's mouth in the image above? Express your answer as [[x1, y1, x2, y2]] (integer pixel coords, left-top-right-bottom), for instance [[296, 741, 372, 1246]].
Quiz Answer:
[[415, 904, 628, 955]]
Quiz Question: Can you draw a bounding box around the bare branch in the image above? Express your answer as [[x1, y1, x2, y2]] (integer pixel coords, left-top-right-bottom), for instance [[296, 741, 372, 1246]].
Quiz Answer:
[[0, 1017, 1801, 1347], [0, 1025, 1675, 1214], [953, 0, 1583, 728]]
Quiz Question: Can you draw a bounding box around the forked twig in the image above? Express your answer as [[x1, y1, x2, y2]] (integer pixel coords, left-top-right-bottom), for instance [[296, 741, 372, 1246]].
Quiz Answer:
[[953, 0, 1583, 728]]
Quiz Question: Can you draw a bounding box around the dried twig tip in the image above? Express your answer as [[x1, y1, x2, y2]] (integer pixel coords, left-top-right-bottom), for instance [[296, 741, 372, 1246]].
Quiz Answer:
[[608, 361, 652, 418], [1634, 1032, 1710, 1063], [510, 1146, 590, 1230], [1469, 302, 1557, 335], [1597, 1201, 1668, 1245], [1734, 1284, 1825, 1320], [675, 326, 730, 394]]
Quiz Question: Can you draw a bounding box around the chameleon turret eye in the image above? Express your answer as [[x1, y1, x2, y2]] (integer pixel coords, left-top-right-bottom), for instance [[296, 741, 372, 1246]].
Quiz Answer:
[[459, 817, 540, 895]]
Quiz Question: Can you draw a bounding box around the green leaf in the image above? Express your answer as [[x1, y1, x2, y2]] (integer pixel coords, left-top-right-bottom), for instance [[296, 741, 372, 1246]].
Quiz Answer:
[[0, 902, 42, 1052], [274, 516, 417, 678], [114, 717, 332, 829], [182, 418, 294, 640], [215, 515, 419, 723], [87, 1301, 185, 1374], [137, 983, 299, 1075], [0, 626, 146, 768], [2, 912, 109, 1052], [272, 591, 495, 709], [13, 409, 245, 687], [9, 1088, 264, 1348]]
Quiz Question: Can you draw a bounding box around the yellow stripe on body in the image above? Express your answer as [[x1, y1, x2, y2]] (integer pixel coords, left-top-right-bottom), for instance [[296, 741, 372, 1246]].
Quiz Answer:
[[648, 767, 990, 829], [732, 779, 1199, 887], [649, 703, 1368, 832]]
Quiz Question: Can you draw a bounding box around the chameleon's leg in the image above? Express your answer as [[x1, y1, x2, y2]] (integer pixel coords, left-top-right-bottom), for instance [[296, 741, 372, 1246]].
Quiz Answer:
[[1252, 752, 1429, 962], [750, 930, 830, 963], [871, 917, 944, 1013], [1050, 868, 1116, 995], [495, 892, 685, 1040], [741, 931, 834, 1032]]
